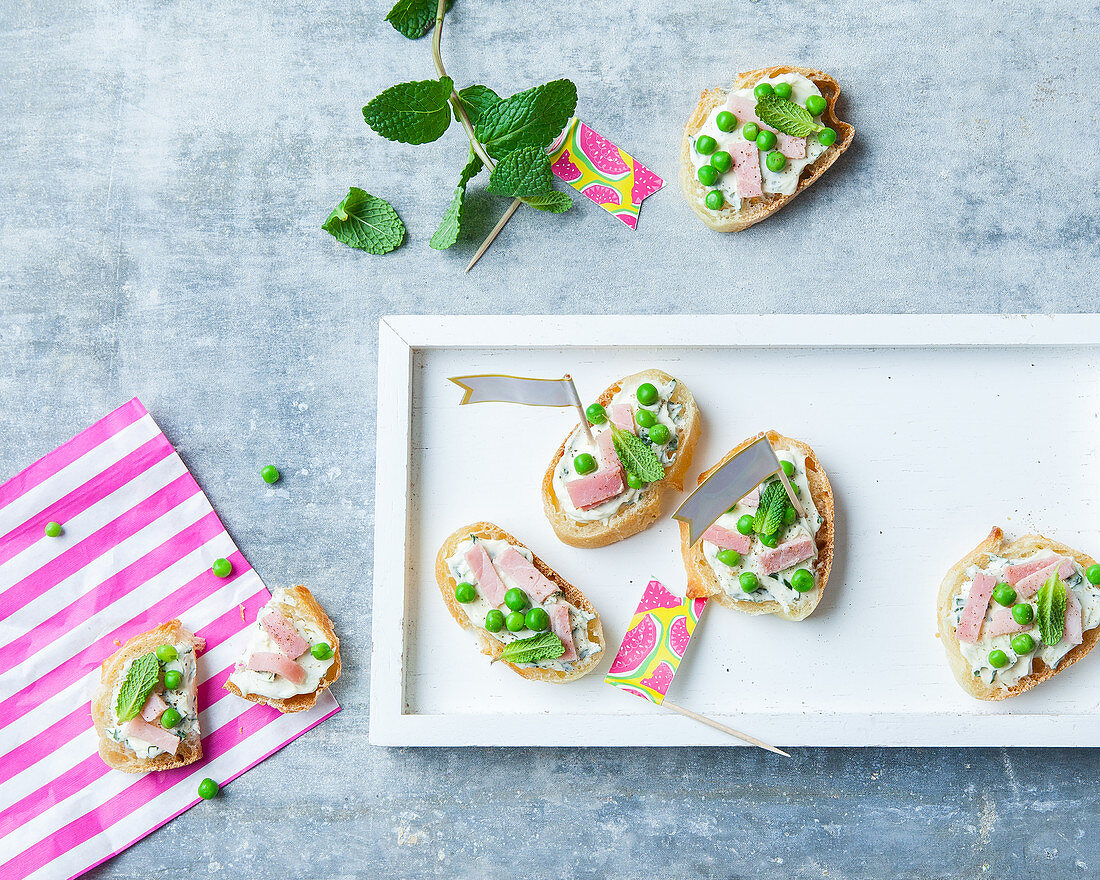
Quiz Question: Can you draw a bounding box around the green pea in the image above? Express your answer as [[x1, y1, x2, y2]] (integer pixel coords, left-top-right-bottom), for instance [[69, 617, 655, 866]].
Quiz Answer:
[[743, 122, 760, 141], [504, 588, 529, 612], [736, 515, 755, 536], [790, 482, 801, 496], [1011, 603, 1034, 625], [992, 583, 1016, 607], [1087, 564, 1100, 585], [648, 424, 671, 445], [766, 151, 786, 172], [155, 644, 178, 663], [805, 94, 827, 116], [756, 130, 777, 151], [163, 669, 182, 690], [1011, 633, 1035, 655], [485, 609, 505, 632], [505, 611, 527, 632], [44, 521, 62, 538], [705, 191, 725, 211], [784, 505, 797, 525], [454, 582, 477, 603], [311, 642, 333, 660], [211, 558, 232, 578], [716, 110, 737, 132], [818, 127, 838, 147], [754, 82, 774, 99], [988, 649, 1009, 669], [573, 452, 597, 475], [198, 778, 220, 800], [160, 707, 182, 728], [759, 532, 779, 548], [636, 383, 659, 406], [773, 82, 793, 99], [710, 151, 732, 173], [635, 409, 657, 429], [791, 569, 815, 592], [627, 473, 644, 489], [525, 607, 550, 632], [780, 460, 795, 477], [695, 134, 717, 155], [586, 403, 607, 425], [260, 465, 280, 484], [697, 165, 718, 186], [716, 549, 741, 566], [739, 572, 759, 593]]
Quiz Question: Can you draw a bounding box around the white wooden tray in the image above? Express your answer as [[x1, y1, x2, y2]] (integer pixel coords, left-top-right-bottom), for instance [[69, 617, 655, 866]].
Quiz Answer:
[[370, 315, 1100, 747]]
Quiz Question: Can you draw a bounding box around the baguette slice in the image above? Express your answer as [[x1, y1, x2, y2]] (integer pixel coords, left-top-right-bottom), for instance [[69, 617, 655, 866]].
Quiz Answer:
[[542, 369, 701, 548], [436, 522, 605, 682], [937, 527, 1100, 700], [91, 620, 204, 773], [681, 430, 835, 621], [679, 65, 854, 232], [224, 585, 341, 713]]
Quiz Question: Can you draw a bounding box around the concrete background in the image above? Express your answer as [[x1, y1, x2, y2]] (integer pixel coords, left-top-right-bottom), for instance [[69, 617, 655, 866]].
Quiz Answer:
[[2, 0, 1099, 876]]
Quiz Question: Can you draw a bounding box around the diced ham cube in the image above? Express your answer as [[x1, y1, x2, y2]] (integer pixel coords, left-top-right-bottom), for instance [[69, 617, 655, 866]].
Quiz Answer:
[[606, 404, 634, 433], [123, 716, 181, 755], [956, 572, 996, 643], [140, 691, 168, 722], [1016, 558, 1076, 598], [247, 652, 306, 685], [701, 525, 751, 554], [547, 604, 578, 663], [261, 610, 308, 660], [495, 547, 558, 602], [1065, 588, 1083, 648], [596, 428, 622, 472], [760, 536, 815, 575], [987, 606, 1033, 638], [727, 141, 763, 198], [564, 429, 625, 511], [725, 94, 807, 159], [465, 542, 508, 607]]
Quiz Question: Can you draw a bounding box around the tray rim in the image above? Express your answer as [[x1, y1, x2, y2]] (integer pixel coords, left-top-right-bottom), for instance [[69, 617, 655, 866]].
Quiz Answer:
[[369, 313, 1100, 748]]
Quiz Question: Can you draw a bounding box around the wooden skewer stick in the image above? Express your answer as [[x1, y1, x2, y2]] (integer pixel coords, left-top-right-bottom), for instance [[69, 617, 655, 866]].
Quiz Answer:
[[465, 199, 522, 273], [662, 699, 791, 757], [563, 374, 594, 445], [774, 462, 806, 519]]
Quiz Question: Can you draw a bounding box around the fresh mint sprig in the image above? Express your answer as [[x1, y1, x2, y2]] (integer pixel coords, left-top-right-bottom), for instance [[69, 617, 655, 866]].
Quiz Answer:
[[754, 480, 787, 536], [609, 423, 665, 484], [115, 653, 161, 722], [323, 188, 406, 254], [385, 0, 453, 39], [497, 631, 565, 664], [1036, 571, 1067, 647], [755, 93, 824, 138]]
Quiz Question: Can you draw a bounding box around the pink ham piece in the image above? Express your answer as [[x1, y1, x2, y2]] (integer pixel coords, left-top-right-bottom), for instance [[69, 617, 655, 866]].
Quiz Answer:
[[495, 546, 559, 602], [606, 403, 633, 432], [760, 536, 815, 576], [261, 611, 308, 660], [139, 691, 168, 722], [956, 572, 996, 643], [727, 141, 763, 198], [701, 525, 752, 554], [547, 604, 578, 663], [1016, 558, 1076, 598], [1004, 555, 1061, 585], [987, 606, 1033, 638], [1065, 587, 1084, 648], [564, 429, 625, 511], [123, 716, 181, 755], [740, 487, 760, 510], [247, 651, 306, 685], [725, 94, 807, 159], [465, 542, 508, 607]]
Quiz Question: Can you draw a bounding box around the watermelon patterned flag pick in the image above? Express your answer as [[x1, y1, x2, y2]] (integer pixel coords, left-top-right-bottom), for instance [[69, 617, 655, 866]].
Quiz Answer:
[[548, 118, 664, 229]]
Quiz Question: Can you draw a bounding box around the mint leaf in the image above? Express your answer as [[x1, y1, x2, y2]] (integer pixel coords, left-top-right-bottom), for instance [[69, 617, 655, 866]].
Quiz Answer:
[[115, 652, 160, 722], [323, 188, 406, 254], [521, 191, 572, 213], [610, 423, 665, 484], [754, 481, 787, 535], [458, 147, 483, 187], [363, 77, 454, 145], [487, 146, 553, 198], [1037, 572, 1067, 647], [498, 631, 565, 664], [474, 79, 578, 159], [384, 0, 452, 39], [457, 84, 501, 126], [755, 93, 824, 137], [430, 185, 466, 250]]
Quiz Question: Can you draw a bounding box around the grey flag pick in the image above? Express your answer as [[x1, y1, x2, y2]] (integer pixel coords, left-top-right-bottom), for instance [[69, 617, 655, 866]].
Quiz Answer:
[[673, 435, 790, 547], [449, 374, 579, 407]]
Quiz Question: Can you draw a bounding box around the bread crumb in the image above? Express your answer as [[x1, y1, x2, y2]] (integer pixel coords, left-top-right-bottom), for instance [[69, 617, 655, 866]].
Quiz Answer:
[[239, 604, 245, 621], [114, 639, 121, 646]]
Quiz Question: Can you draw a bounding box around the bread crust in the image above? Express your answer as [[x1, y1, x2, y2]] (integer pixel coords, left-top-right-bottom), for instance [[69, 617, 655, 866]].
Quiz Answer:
[[680, 430, 835, 622], [541, 369, 701, 548], [223, 585, 341, 713], [679, 65, 854, 232], [91, 620, 204, 773], [435, 522, 605, 682], [936, 527, 1100, 700]]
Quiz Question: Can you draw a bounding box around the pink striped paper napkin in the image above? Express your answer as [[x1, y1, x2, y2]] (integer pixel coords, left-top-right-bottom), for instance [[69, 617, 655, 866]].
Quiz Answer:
[[0, 399, 339, 880]]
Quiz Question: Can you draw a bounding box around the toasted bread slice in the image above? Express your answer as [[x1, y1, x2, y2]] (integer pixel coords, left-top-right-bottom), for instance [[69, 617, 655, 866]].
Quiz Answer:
[[436, 522, 605, 682], [937, 527, 1100, 700], [91, 620, 204, 773], [681, 430, 835, 621], [224, 585, 341, 713], [542, 369, 701, 548], [679, 65, 854, 232]]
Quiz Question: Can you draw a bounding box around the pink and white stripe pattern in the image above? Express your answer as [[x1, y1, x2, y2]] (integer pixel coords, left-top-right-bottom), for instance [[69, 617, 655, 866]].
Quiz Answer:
[[0, 399, 339, 880]]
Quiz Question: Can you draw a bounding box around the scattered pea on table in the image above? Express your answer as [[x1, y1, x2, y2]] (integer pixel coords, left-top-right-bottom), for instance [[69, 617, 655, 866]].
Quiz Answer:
[[211, 558, 232, 578], [260, 465, 280, 484], [198, 778, 220, 800], [44, 521, 63, 538]]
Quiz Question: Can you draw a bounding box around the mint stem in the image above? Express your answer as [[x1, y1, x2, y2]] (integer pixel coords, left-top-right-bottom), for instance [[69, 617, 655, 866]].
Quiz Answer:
[[430, 0, 494, 170]]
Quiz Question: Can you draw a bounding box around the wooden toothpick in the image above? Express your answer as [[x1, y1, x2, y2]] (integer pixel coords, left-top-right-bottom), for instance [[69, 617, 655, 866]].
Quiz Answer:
[[564, 374, 594, 445], [465, 199, 522, 273], [662, 699, 790, 756], [774, 462, 806, 519]]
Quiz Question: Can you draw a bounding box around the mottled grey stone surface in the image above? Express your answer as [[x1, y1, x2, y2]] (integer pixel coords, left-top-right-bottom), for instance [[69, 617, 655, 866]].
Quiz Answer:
[[3, 0, 1100, 876]]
